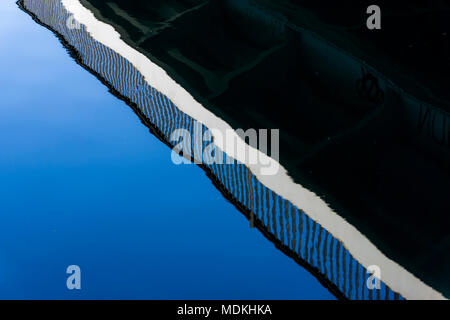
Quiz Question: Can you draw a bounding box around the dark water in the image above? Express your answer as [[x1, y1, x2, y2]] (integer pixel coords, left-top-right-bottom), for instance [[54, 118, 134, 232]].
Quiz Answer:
[[76, 0, 450, 298], [0, 1, 335, 299]]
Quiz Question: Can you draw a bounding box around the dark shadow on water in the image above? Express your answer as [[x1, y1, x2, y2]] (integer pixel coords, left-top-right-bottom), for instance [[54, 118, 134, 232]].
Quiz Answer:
[[19, 0, 450, 299]]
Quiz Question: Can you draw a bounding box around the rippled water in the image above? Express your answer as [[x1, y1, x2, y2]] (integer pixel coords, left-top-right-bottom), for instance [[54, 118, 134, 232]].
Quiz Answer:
[[0, 0, 335, 299]]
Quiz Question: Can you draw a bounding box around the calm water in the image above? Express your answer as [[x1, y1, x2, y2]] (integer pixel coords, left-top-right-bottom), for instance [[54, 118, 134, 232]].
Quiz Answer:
[[0, 1, 334, 299]]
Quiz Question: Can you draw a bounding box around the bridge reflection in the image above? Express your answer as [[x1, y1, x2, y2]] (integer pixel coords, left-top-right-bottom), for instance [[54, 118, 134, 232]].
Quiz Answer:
[[20, 0, 449, 300]]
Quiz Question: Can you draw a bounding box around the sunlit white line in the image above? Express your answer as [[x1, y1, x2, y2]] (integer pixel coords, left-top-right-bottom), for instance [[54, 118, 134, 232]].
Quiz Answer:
[[58, 0, 446, 300]]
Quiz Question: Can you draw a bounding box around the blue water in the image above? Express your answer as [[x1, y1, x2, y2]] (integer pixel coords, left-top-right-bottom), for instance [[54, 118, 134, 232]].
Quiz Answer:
[[0, 1, 334, 299]]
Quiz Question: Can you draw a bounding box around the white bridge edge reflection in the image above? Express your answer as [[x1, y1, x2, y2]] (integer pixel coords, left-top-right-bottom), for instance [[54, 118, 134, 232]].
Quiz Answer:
[[25, 0, 446, 300]]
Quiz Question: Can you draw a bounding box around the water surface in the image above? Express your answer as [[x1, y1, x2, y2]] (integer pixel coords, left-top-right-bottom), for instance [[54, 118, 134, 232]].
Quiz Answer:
[[0, 0, 334, 299]]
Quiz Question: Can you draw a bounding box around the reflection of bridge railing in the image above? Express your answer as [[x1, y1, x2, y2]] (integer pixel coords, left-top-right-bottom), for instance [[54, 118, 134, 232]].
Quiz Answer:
[[210, 161, 403, 300], [20, 0, 406, 300]]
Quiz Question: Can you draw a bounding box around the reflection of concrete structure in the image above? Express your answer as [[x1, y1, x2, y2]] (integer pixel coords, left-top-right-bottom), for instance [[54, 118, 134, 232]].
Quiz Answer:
[[20, 0, 449, 299]]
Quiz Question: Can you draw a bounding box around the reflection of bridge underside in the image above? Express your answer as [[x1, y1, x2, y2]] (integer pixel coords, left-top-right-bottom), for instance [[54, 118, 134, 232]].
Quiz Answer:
[[20, 0, 449, 299]]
